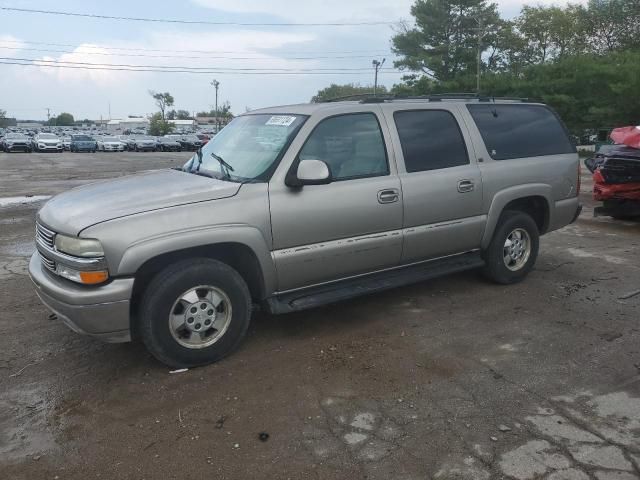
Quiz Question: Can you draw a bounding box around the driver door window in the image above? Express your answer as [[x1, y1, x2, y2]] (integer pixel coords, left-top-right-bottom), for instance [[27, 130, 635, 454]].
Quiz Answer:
[[298, 113, 388, 180]]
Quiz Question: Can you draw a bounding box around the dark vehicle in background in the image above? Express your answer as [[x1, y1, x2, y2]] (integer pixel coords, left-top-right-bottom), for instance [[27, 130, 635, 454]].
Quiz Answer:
[[158, 136, 182, 152], [133, 136, 158, 152], [70, 135, 97, 153], [33, 133, 63, 152], [181, 134, 203, 151], [2, 133, 32, 152], [119, 135, 137, 151], [167, 134, 202, 151]]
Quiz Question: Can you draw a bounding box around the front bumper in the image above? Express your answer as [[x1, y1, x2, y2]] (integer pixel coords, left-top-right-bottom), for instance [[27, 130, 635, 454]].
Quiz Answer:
[[38, 145, 63, 151], [28, 253, 134, 343], [103, 145, 125, 151]]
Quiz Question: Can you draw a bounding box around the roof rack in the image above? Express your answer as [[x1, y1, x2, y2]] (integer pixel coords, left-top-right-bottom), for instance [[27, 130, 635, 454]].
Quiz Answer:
[[319, 93, 529, 104]]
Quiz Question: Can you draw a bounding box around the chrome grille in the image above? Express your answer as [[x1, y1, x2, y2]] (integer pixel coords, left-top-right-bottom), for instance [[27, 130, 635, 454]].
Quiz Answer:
[[36, 222, 56, 249], [39, 253, 56, 272]]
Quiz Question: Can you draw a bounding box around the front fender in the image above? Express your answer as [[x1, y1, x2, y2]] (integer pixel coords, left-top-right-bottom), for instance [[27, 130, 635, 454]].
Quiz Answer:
[[116, 225, 276, 295], [481, 184, 553, 249]]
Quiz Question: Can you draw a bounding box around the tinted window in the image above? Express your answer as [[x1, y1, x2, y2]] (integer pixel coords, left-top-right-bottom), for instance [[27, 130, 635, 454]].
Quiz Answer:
[[298, 113, 388, 180], [467, 104, 575, 160], [394, 110, 469, 173]]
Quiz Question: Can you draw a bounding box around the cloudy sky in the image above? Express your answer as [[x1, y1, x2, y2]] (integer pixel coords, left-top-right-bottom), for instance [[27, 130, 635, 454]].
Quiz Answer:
[[0, 0, 586, 121]]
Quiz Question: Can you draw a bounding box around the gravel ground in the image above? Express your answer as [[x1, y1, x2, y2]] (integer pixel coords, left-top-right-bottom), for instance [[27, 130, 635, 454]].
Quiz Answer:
[[1, 151, 639, 480]]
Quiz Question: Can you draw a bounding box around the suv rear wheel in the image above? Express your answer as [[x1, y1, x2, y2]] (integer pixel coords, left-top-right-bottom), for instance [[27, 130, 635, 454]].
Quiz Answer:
[[482, 210, 539, 284], [139, 258, 252, 368]]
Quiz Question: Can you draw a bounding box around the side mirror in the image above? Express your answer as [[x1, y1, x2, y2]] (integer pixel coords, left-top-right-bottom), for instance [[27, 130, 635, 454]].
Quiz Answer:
[[288, 159, 332, 187]]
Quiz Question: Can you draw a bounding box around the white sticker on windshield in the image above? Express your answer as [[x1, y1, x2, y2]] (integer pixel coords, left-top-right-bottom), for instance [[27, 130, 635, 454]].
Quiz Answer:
[[265, 115, 297, 127]]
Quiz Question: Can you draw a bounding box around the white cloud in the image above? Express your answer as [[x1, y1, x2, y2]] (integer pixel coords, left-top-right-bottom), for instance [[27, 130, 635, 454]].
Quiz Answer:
[[193, 0, 589, 22], [0, 34, 27, 58], [192, 0, 414, 23]]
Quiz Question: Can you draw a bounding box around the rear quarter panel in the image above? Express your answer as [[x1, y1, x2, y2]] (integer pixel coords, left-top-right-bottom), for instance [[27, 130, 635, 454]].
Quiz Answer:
[[456, 104, 580, 247]]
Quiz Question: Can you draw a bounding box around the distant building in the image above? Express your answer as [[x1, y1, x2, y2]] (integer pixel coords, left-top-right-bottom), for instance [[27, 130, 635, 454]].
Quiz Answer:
[[16, 121, 41, 129], [106, 117, 150, 133], [0, 117, 18, 127]]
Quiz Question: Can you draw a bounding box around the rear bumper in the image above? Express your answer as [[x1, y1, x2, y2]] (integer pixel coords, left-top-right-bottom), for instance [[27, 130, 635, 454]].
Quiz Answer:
[[28, 253, 133, 343]]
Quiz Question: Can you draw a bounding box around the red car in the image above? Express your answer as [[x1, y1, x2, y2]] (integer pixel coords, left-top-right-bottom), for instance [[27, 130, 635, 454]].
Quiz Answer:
[[196, 134, 210, 145]]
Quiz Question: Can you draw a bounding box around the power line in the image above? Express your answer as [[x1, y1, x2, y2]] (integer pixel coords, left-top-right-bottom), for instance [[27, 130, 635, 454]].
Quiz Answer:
[[0, 45, 392, 61], [0, 39, 393, 56], [0, 59, 405, 76], [0, 7, 398, 27], [0, 56, 400, 72]]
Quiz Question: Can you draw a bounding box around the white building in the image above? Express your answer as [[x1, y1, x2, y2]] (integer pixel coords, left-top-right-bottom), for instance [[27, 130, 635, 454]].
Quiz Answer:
[[106, 117, 150, 133]]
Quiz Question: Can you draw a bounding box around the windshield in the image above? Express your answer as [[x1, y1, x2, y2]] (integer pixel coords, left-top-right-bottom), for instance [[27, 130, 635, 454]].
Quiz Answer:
[[103, 136, 119, 141], [39, 133, 58, 139], [183, 114, 306, 181], [73, 135, 93, 141]]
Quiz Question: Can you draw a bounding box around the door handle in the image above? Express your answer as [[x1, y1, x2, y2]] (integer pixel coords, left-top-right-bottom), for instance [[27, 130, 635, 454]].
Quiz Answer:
[[457, 179, 474, 193], [378, 189, 399, 204]]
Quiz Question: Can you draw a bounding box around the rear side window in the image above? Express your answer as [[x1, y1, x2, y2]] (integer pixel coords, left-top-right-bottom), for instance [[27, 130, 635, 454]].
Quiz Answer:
[[467, 104, 575, 160], [394, 110, 469, 173]]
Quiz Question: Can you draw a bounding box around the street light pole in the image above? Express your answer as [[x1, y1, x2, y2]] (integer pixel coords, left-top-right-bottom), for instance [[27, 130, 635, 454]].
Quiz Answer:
[[372, 58, 385, 96], [211, 79, 220, 133]]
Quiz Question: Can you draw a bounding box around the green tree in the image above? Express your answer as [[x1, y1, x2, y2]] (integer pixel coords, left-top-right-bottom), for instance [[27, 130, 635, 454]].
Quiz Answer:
[[149, 91, 174, 120], [311, 83, 388, 102], [148, 112, 174, 136], [53, 112, 74, 126], [196, 101, 233, 119], [392, 0, 501, 81]]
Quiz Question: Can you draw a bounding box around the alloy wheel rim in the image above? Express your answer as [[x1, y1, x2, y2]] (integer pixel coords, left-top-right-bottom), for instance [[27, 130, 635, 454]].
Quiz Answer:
[[169, 285, 232, 349], [503, 228, 531, 271]]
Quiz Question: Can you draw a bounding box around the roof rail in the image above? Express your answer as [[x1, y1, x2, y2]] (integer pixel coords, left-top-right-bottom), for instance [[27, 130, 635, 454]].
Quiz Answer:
[[319, 93, 529, 104]]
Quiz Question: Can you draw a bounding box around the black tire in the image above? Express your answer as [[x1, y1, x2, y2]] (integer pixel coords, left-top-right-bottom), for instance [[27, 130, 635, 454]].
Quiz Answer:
[[139, 258, 252, 368], [482, 210, 539, 285]]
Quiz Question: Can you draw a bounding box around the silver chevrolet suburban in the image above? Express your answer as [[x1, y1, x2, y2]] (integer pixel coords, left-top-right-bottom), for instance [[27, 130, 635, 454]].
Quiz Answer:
[[29, 96, 581, 367]]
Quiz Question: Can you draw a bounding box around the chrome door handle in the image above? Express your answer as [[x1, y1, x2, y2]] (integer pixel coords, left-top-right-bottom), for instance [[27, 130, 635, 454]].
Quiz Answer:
[[378, 189, 399, 204], [457, 180, 474, 193]]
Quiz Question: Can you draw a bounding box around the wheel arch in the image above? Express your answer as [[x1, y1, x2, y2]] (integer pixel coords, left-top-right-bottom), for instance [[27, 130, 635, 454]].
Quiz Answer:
[[481, 185, 552, 249]]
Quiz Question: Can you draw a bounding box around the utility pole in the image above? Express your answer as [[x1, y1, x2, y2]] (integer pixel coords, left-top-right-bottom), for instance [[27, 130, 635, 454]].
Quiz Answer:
[[372, 58, 385, 96], [210, 79, 220, 133], [46, 107, 51, 124]]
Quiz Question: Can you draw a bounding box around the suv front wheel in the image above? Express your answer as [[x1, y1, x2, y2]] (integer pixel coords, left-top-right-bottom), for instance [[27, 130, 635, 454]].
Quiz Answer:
[[139, 258, 252, 368], [482, 210, 539, 284]]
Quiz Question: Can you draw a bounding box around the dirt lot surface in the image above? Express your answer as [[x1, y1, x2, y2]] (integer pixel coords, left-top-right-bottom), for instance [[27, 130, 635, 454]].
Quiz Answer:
[[1, 151, 639, 480]]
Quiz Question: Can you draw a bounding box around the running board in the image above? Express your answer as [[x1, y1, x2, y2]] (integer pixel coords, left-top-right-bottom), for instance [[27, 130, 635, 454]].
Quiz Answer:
[[265, 251, 484, 314]]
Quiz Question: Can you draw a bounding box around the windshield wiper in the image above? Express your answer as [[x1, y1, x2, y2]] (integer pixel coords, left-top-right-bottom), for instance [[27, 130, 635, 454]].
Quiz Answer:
[[210, 152, 234, 180]]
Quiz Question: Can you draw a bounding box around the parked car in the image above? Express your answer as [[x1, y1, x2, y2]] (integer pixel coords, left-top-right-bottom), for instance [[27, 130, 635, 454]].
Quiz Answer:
[[2, 133, 32, 152], [33, 133, 63, 152], [118, 135, 137, 151], [30, 97, 581, 368], [62, 136, 72, 151], [133, 136, 158, 152], [178, 134, 203, 151], [158, 136, 182, 152], [70, 135, 97, 153], [97, 136, 125, 152]]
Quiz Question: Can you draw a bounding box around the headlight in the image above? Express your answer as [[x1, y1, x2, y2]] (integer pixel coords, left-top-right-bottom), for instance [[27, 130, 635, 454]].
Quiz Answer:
[[55, 234, 104, 258]]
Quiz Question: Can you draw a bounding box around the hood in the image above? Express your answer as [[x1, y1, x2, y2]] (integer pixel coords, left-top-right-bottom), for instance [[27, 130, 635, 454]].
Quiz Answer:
[[38, 169, 241, 235]]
